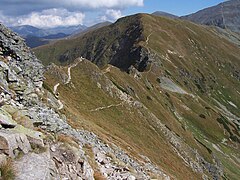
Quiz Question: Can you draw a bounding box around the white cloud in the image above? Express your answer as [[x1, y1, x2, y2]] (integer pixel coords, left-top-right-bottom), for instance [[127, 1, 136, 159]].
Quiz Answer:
[[101, 9, 122, 22], [2, 0, 144, 15], [62, 0, 144, 9], [17, 9, 85, 28], [1, 9, 85, 28], [0, 11, 16, 25], [0, 0, 145, 27]]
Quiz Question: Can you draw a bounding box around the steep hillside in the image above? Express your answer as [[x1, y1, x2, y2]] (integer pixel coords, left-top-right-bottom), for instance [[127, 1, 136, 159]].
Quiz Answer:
[[35, 14, 147, 70], [36, 14, 240, 179], [182, 0, 240, 33], [0, 22, 174, 179]]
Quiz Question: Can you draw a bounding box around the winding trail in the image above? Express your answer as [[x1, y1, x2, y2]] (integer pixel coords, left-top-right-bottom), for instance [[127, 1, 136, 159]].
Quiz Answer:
[[53, 83, 60, 94], [65, 58, 82, 84], [145, 33, 152, 45], [90, 102, 124, 112], [53, 57, 83, 110], [103, 66, 111, 74], [57, 100, 64, 110]]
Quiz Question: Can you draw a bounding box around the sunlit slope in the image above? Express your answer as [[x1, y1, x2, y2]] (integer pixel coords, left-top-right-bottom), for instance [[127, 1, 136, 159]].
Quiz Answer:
[[38, 14, 240, 179]]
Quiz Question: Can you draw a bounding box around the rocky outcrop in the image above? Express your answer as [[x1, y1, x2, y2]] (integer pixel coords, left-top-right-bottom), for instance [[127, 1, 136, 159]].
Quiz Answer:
[[0, 130, 31, 157], [14, 151, 52, 180], [0, 23, 44, 106], [50, 143, 94, 180], [0, 108, 17, 128]]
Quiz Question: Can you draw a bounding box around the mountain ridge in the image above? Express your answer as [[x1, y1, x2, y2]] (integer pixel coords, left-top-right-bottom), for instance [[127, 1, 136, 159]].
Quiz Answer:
[[0, 20, 173, 180], [35, 13, 240, 179]]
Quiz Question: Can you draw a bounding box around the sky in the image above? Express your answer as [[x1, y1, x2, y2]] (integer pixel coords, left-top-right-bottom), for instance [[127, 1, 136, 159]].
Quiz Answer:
[[0, 0, 226, 28]]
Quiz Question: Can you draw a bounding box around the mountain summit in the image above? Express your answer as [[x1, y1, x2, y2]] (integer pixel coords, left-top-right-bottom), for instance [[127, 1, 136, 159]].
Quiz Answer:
[[182, 0, 240, 33]]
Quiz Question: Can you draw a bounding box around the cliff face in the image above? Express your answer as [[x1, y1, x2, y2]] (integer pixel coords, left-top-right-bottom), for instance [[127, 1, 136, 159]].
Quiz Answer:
[[0, 23, 171, 180]]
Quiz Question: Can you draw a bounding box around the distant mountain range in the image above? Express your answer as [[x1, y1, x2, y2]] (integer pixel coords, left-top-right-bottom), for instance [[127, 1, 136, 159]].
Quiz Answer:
[[153, 0, 240, 35], [10, 24, 87, 48], [182, 0, 240, 33], [10, 23, 112, 48], [11, 24, 87, 38], [70, 21, 112, 38]]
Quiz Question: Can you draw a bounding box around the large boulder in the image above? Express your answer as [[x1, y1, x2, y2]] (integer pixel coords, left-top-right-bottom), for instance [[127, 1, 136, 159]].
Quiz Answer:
[[14, 151, 52, 180], [0, 108, 17, 128], [0, 130, 32, 157], [12, 125, 44, 147]]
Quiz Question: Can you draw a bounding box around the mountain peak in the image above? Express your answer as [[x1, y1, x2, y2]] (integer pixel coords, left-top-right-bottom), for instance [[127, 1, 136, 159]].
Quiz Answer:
[[182, 0, 240, 33]]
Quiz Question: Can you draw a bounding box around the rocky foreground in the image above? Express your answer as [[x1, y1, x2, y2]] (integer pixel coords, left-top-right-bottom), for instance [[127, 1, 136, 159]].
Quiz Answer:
[[0, 24, 172, 179]]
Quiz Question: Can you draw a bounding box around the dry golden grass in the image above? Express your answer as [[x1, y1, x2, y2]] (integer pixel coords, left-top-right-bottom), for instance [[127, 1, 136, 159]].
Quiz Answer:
[[94, 172, 106, 180], [39, 14, 240, 179], [56, 134, 79, 148], [0, 158, 15, 180]]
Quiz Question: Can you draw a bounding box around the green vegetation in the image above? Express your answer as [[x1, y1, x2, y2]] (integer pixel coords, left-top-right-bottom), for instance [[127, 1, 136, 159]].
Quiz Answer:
[[37, 13, 240, 179]]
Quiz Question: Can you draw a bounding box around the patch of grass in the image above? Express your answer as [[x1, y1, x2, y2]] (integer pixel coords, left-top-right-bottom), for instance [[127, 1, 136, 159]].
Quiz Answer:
[[83, 144, 106, 180], [194, 137, 212, 154], [217, 117, 240, 143], [0, 158, 15, 180], [56, 134, 79, 148], [31, 144, 47, 154], [94, 172, 106, 180], [42, 81, 54, 95]]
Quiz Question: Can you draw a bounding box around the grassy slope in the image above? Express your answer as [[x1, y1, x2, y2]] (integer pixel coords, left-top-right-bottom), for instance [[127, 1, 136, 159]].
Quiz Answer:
[[39, 14, 240, 179], [34, 15, 144, 68], [45, 61, 200, 179]]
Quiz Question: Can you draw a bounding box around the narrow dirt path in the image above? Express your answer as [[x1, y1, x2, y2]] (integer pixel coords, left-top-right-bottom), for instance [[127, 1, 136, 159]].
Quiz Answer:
[[146, 33, 152, 45], [52, 57, 83, 110], [57, 100, 64, 110], [65, 58, 82, 84], [103, 66, 111, 74], [53, 83, 60, 94], [90, 102, 124, 112]]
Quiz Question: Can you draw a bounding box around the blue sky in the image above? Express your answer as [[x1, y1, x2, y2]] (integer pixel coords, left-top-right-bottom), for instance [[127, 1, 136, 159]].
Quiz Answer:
[[126, 0, 225, 16], [0, 0, 225, 28]]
